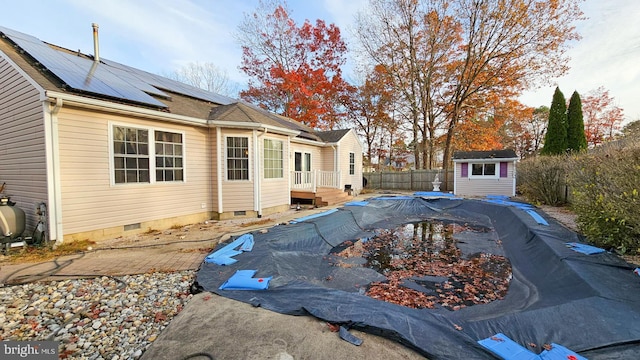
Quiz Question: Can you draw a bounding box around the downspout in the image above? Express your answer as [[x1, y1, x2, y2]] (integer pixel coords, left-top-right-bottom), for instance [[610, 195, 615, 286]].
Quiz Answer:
[[254, 128, 267, 217], [287, 136, 291, 205], [332, 145, 338, 189], [216, 128, 223, 215], [512, 160, 517, 196], [46, 98, 64, 243]]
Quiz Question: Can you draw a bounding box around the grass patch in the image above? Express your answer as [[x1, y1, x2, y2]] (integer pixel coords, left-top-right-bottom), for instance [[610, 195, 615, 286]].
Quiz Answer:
[[4, 239, 96, 264], [240, 218, 273, 228], [143, 227, 158, 235]]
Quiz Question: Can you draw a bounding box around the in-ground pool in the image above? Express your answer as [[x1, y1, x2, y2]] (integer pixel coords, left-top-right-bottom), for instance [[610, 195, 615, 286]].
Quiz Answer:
[[195, 195, 640, 359]]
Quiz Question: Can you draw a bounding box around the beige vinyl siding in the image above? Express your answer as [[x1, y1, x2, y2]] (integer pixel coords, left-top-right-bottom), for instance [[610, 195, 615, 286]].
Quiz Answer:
[[261, 134, 289, 209], [57, 107, 211, 235], [455, 161, 515, 197], [0, 55, 47, 233], [337, 130, 363, 192], [319, 147, 335, 172], [220, 129, 254, 212]]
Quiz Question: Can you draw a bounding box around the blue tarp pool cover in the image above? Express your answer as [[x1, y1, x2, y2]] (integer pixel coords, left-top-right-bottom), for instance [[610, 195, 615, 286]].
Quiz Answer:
[[194, 196, 640, 359]]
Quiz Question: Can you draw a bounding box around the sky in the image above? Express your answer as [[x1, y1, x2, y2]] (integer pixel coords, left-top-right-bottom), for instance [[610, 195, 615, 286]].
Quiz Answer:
[[1, 0, 638, 123]]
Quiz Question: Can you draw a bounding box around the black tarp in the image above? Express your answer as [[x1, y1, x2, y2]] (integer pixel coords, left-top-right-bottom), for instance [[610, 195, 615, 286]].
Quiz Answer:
[[194, 196, 640, 359]]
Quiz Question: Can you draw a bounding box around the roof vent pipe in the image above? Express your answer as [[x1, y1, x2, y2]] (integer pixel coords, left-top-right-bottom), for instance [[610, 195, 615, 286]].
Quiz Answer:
[[92, 23, 100, 63]]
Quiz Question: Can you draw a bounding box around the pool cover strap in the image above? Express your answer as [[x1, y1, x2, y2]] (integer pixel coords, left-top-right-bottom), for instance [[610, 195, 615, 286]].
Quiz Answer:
[[478, 333, 587, 360], [219, 270, 272, 290], [565, 242, 605, 255], [204, 233, 254, 265]]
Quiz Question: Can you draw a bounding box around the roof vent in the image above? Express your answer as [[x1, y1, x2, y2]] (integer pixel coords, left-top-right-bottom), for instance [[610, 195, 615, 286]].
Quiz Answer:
[[92, 23, 100, 63]]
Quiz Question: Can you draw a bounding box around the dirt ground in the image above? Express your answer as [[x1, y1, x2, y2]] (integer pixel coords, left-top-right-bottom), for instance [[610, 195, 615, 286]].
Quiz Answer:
[[88, 207, 311, 255]]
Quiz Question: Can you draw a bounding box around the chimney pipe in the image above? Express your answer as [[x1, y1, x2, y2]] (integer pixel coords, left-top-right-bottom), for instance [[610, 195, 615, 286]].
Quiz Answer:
[[92, 23, 100, 63]]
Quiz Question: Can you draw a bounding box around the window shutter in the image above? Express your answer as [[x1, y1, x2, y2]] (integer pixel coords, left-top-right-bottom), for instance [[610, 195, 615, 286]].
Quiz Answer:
[[500, 162, 508, 178], [461, 163, 468, 177]]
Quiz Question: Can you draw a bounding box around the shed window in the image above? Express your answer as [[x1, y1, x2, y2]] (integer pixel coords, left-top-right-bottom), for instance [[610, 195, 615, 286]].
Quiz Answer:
[[264, 139, 283, 179], [471, 163, 496, 177], [227, 137, 249, 180]]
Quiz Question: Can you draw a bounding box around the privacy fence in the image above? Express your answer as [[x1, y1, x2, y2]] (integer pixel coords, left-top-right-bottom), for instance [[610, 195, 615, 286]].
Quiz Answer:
[[363, 170, 454, 192]]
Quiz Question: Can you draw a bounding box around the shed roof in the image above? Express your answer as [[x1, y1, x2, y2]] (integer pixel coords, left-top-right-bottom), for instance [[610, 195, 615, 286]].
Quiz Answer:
[[452, 149, 518, 160]]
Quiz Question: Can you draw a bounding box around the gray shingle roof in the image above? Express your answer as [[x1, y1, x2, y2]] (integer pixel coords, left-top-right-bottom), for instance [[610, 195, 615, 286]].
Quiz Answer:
[[315, 129, 350, 143], [0, 25, 349, 142], [208, 102, 322, 141], [453, 149, 518, 160]]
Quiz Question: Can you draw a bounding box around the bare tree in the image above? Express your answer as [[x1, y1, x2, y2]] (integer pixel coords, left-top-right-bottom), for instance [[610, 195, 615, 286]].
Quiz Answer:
[[165, 62, 238, 98]]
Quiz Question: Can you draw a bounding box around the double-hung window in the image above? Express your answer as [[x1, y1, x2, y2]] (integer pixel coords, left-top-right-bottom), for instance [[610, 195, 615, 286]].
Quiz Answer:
[[227, 137, 249, 180], [263, 139, 283, 179], [349, 152, 355, 175], [113, 126, 150, 184], [155, 131, 184, 181], [112, 125, 184, 184]]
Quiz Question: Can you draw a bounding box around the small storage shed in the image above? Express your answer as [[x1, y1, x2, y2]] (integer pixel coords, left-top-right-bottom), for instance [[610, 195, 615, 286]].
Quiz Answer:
[[452, 149, 518, 197]]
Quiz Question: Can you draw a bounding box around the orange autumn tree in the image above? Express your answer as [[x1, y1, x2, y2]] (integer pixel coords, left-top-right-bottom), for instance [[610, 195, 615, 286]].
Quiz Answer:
[[236, 0, 350, 129], [581, 86, 625, 147], [355, 0, 583, 175], [440, 0, 584, 182], [452, 97, 532, 152]]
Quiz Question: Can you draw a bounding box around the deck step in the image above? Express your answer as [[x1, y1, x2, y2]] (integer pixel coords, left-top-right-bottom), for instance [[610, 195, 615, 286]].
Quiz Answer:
[[291, 188, 352, 207]]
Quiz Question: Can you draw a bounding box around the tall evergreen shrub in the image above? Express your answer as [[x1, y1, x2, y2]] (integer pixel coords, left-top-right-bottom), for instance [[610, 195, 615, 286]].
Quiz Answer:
[[541, 87, 567, 155], [567, 91, 587, 152]]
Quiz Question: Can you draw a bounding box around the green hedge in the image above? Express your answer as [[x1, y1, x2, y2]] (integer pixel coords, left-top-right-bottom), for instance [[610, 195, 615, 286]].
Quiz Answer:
[[517, 155, 569, 206], [568, 142, 640, 254], [517, 140, 640, 254]]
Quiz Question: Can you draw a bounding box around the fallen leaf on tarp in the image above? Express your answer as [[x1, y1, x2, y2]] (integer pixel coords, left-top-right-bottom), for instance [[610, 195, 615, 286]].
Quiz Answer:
[[333, 223, 512, 310]]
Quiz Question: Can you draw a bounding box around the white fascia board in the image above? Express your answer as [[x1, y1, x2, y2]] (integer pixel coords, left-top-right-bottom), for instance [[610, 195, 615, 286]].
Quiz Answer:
[[452, 157, 519, 163], [209, 121, 300, 137], [291, 137, 326, 146]]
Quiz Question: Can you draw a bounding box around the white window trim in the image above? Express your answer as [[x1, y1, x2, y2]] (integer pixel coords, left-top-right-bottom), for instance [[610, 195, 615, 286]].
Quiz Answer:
[[109, 121, 187, 186], [468, 161, 499, 179], [263, 137, 284, 180], [349, 152, 355, 175], [224, 135, 251, 182]]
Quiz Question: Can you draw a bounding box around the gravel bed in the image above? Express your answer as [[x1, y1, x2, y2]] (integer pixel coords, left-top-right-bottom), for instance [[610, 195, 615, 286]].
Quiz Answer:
[[0, 271, 195, 359]]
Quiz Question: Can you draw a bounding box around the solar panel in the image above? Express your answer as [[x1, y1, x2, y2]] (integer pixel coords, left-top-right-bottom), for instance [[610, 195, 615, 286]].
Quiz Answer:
[[101, 59, 236, 105], [0, 26, 168, 108]]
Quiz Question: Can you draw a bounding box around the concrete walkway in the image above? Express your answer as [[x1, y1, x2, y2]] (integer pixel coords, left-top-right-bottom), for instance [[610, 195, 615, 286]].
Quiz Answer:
[[0, 197, 378, 285]]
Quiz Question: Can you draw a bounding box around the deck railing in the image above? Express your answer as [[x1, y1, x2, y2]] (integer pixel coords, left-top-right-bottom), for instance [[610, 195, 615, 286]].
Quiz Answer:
[[291, 170, 341, 192]]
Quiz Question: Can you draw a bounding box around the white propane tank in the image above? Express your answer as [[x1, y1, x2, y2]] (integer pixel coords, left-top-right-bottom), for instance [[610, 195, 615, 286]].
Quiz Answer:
[[0, 197, 26, 240]]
